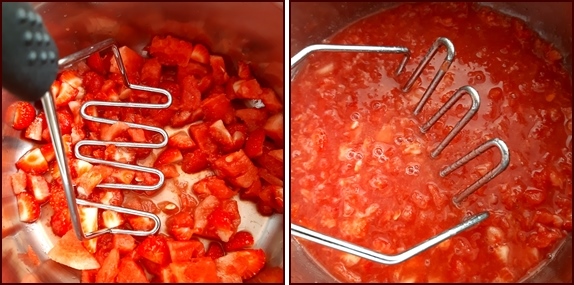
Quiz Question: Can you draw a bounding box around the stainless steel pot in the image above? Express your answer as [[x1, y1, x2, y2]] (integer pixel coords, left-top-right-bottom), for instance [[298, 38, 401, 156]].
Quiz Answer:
[[290, 2, 572, 283], [2, 2, 284, 282]]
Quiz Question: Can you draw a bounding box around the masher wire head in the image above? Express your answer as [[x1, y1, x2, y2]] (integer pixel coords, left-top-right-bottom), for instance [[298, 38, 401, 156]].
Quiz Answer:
[[44, 38, 173, 240], [289, 37, 510, 265]]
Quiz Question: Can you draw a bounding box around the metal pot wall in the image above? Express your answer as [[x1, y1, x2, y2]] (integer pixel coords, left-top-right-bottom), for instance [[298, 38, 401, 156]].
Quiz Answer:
[[2, 2, 284, 282], [289, 2, 572, 283]]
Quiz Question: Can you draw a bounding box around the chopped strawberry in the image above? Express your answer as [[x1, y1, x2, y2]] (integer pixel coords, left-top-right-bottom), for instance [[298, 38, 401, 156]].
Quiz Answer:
[[100, 121, 129, 141], [240, 177, 262, 201], [235, 108, 269, 132], [68, 101, 83, 125], [271, 186, 284, 213], [110, 46, 144, 82], [71, 159, 94, 179], [237, 61, 252, 79], [102, 210, 125, 229], [167, 239, 206, 262], [201, 199, 241, 242], [193, 176, 237, 200], [223, 231, 255, 252], [181, 148, 210, 174], [154, 147, 183, 167], [110, 168, 135, 184], [81, 269, 98, 283], [190, 43, 210, 64], [75, 165, 114, 197], [24, 113, 46, 141], [6, 101, 36, 130], [197, 75, 213, 93], [201, 93, 236, 125], [158, 164, 180, 179], [166, 211, 195, 241], [86, 52, 108, 75], [26, 174, 50, 204], [83, 71, 104, 94], [54, 82, 79, 107], [136, 236, 171, 266], [16, 148, 49, 175], [168, 131, 196, 150], [177, 62, 209, 82], [194, 195, 221, 232], [206, 242, 225, 259], [248, 266, 284, 283], [158, 266, 176, 283], [70, 125, 86, 145], [149, 35, 194, 66], [16, 192, 40, 223], [134, 171, 161, 188], [233, 79, 263, 99], [210, 55, 229, 85], [244, 128, 266, 158], [170, 258, 221, 283], [212, 149, 259, 188], [112, 234, 136, 254], [55, 110, 73, 135], [128, 216, 156, 232], [104, 145, 136, 164], [259, 168, 283, 187], [49, 181, 67, 211], [10, 169, 27, 195], [188, 123, 220, 160], [260, 88, 283, 113], [95, 248, 120, 283], [257, 151, 284, 180], [140, 58, 162, 87], [215, 249, 266, 280], [79, 207, 99, 253], [263, 113, 283, 144], [171, 110, 196, 127], [208, 120, 234, 149], [116, 257, 149, 283], [50, 209, 72, 237], [181, 75, 202, 112]]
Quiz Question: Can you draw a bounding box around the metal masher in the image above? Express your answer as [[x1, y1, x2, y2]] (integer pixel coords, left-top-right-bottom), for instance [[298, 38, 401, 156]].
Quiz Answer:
[[290, 37, 510, 265], [3, 3, 168, 240]]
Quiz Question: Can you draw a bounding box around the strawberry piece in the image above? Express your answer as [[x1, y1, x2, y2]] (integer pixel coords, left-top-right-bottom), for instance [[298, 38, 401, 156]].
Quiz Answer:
[[47, 230, 100, 270], [257, 151, 284, 180], [248, 266, 284, 283], [110, 46, 144, 82], [116, 257, 149, 283], [190, 43, 210, 64], [136, 236, 171, 266], [194, 195, 221, 232], [75, 165, 114, 197], [235, 108, 269, 132], [205, 242, 225, 259], [100, 121, 129, 141], [181, 149, 210, 174], [208, 120, 234, 149], [166, 211, 195, 241], [70, 125, 86, 145], [171, 110, 195, 128], [215, 249, 266, 280], [134, 171, 161, 187], [10, 169, 27, 195], [168, 131, 196, 151], [16, 148, 49, 175], [201, 199, 241, 242], [80, 207, 99, 253], [102, 210, 125, 229], [223, 231, 255, 252], [56, 110, 73, 135], [140, 58, 162, 87], [193, 176, 237, 200], [49, 181, 67, 210], [257, 186, 275, 216], [128, 216, 156, 232], [181, 75, 202, 112], [212, 149, 259, 188], [201, 93, 236, 125], [154, 147, 183, 167], [197, 75, 213, 93], [210, 55, 229, 85], [244, 128, 266, 158], [24, 113, 46, 142], [110, 168, 135, 184], [263, 113, 284, 143], [70, 159, 94, 179], [240, 177, 262, 201], [50, 208, 72, 237], [167, 240, 206, 262], [26, 174, 50, 204], [86, 52, 108, 75], [68, 101, 83, 125], [188, 123, 220, 160], [95, 248, 120, 283], [158, 266, 176, 283], [259, 168, 283, 187], [233, 79, 263, 99], [16, 192, 40, 223], [237, 61, 252, 79], [149, 35, 194, 66], [170, 258, 220, 283], [105, 145, 136, 164], [260, 88, 283, 113], [81, 269, 98, 283], [112, 234, 136, 254], [158, 164, 180, 179], [54, 82, 79, 107], [83, 71, 104, 94], [6, 101, 36, 130]]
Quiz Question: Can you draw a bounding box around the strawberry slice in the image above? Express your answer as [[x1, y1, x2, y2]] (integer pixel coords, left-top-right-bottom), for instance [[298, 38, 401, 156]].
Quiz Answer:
[[104, 145, 136, 164], [170, 258, 220, 283], [181, 149, 210, 174], [16, 192, 40, 223], [26, 174, 50, 204], [24, 113, 46, 142], [16, 148, 49, 175], [110, 46, 144, 81], [116, 257, 149, 283], [194, 195, 221, 232], [190, 43, 210, 64], [205, 242, 225, 259], [50, 208, 73, 237], [158, 266, 176, 283], [171, 110, 195, 128], [79, 207, 99, 253], [188, 123, 220, 160], [181, 75, 202, 112], [210, 55, 229, 85], [240, 177, 262, 201], [168, 131, 196, 151], [110, 168, 135, 184], [60, 70, 83, 88], [75, 165, 114, 197], [167, 240, 206, 262], [70, 125, 86, 145], [136, 236, 171, 266], [57, 110, 73, 135], [149, 35, 194, 67], [233, 79, 263, 99], [71, 159, 94, 179], [260, 88, 283, 113], [83, 71, 104, 94], [112, 234, 136, 254], [54, 82, 79, 107], [140, 58, 162, 87], [212, 149, 258, 188], [237, 61, 252, 79], [154, 148, 183, 167], [158, 164, 180, 179], [102, 210, 125, 229], [6, 101, 36, 130], [235, 108, 269, 132], [244, 128, 266, 158], [95, 248, 120, 283], [10, 169, 27, 195], [259, 168, 283, 187], [193, 176, 237, 200], [100, 121, 129, 141], [177, 62, 209, 82], [215, 249, 266, 280], [263, 113, 283, 144], [257, 151, 284, 180], [166, 211, 195, 241], [201, 93, 236, 125], [208, 120, 234, 149], [223, 231, 255, 252], [47, 230, 100, 270], [86, 52, 108, 75], [201, 199, 241, 242]]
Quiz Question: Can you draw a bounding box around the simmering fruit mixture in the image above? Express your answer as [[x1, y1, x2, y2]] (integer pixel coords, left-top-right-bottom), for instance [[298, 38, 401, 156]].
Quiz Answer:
[[7, 35, 284, 282], [291, 2, 571, 283]]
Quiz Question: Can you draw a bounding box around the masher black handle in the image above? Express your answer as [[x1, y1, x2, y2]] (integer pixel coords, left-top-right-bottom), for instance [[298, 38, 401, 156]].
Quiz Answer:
[[2, 2, 59, 102]]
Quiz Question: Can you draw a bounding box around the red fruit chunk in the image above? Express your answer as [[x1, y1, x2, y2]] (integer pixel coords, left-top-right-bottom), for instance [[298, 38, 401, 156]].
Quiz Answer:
[[86, 52, 108, 75], [112, 234, 136, 254], [154, 147, 183, 167], [236, 108, 269, 132], [6, 101, 36, 130], [181, 75, 202, 112], [10, 169, 27, 195], [100, 121, 129, 141], [170, 258, 220, 283], [95, 248, 120, 283], [116, 257, 149, 283], [110, 46, 144, 81], [168, 131, 196, 151], [241, 177, 262, 201], [213, 149, 259, 188], [257, 151, 284, 180], [75, 165, 114, 197], [260, 88, 283, 113], [248, 266, 284, 283], [215, 249, 266, 280], [201, 93, 235, 125], [237, 61, 252, 79], [188, 123, 220, 160], [27, 174, 50, 204], [136, 236, 171, 266], [167, 240, 206, 262], [24, 113, 46, 142], [17, 192, 40, 223], [181, 149, 209, 174], [205, 242, 225, 259], [140, 58, 162, 87], [209, 119, 234, 149], [16, 148, 49, 175], [244, 128, 266, 158], [194, 195, 221, 232], [233, 79, 263, 99], [224, 231, 255, 252], [193, 176, 237, 201], [166, 211, 195, 241], [263, 113, 284, 143], [50, 208, 72, 237], [149, 35, 194, 67], [210, 55, 229, 85], [201, 199, 241, 242], [190, 43, 210, 64]]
